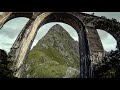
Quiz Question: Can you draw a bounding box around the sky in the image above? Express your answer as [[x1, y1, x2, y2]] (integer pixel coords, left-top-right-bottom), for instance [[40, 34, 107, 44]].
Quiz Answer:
[[0, 12, 119, 53]]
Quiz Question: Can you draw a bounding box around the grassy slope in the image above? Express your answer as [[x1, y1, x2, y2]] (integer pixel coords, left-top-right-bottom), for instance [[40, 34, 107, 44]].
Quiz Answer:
[[24, 46, 68, 78], [23, 24, 80, 78]]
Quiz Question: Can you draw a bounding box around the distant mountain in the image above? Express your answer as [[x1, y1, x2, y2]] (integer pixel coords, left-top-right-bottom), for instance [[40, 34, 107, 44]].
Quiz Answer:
[[22, 24, 80, 78]]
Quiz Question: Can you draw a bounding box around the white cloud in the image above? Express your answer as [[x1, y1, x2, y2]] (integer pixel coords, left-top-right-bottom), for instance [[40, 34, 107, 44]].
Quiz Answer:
[[0, 34, 16, 53], [0, 17, 29, 53], [97, 29, 117, 52]]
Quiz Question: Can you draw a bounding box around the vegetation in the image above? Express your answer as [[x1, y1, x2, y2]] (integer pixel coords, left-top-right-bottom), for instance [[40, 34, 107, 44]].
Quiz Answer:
[[0, 49, 15, 78], [23, 24, 80, 78], [25, 60, 68, 78], [94, 50, 120, 78]]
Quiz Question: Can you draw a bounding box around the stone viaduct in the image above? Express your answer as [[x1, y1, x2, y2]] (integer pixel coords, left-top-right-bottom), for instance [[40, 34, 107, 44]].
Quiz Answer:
[[0, 12, 120, 78]]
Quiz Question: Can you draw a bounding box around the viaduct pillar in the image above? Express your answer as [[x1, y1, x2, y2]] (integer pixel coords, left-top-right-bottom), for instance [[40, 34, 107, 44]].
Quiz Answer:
[[85, 24, 105, 77]]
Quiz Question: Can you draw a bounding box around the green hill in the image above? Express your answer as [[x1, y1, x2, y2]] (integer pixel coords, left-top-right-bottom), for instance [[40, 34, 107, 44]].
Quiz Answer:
[[22, 24, 80, 78]]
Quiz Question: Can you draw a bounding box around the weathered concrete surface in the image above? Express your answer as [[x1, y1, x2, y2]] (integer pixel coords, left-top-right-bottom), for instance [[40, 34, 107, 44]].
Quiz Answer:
[[0, 12, 120, 78]]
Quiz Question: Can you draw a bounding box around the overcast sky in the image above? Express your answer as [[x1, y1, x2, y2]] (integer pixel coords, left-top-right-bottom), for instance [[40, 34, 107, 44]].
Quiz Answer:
[[0, 12, 119, 53]]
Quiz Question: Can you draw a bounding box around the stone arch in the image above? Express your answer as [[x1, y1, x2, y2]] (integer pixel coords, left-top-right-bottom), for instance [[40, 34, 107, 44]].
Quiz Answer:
[[85, 17, 120, 61], [4, 13, 33, 23], [0, 12, 33, 29], [37, 12, 84, 33], [1, 12, 120, 78], [34, 12, 91, 78], [85, 18, 120, 77], [7, 12, 91, 78], [94, 19, 120, 51]]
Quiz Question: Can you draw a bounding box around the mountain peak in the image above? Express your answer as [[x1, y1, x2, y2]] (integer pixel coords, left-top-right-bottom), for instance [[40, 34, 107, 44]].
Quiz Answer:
[[49, 24, 66, 32], [39, 24, 77, 45], [46, 24, 70, 37], [24, 23, 80, 78], [51, 24, 64, 29], [37, 24, 79, 53]]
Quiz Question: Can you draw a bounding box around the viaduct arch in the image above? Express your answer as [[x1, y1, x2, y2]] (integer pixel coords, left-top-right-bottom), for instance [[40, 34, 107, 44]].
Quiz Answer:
[[0, 12, 120, 78]]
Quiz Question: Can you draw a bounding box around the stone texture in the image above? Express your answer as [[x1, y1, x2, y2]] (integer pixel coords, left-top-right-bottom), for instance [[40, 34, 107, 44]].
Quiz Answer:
[[0, 12, 120, 78], [63, 67, 80, 78]]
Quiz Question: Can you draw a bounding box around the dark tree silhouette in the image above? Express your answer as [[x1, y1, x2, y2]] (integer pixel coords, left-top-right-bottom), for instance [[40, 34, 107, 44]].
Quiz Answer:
[[94, 50, 120, 78], [0, 49, 15, 78]]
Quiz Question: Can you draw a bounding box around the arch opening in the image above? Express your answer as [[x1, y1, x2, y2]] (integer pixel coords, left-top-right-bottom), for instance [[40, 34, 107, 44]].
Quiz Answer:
[[38, 13, 84, 33], [0, 17, 29, 53], [31, 22, 79, 49], [24, 22, 80, 78], [97, 29, 117, 52], [3, 13, 33, 25], [94, 18, 120, 51]]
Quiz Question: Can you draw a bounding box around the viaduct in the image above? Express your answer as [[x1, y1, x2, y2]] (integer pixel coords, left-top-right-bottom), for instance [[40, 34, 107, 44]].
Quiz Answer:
[[0, 12, 120, 78]]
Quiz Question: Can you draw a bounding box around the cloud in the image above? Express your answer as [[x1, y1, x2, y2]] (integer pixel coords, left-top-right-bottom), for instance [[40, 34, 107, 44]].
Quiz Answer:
[[4, 17, 29, 29], [0, 17, 29, 53], [0, 27, 20, 39], [97, 29, 109, 40], [0, 35, 15, 53], [98, 30, 117, 51], [0, 17, 29, 39]]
